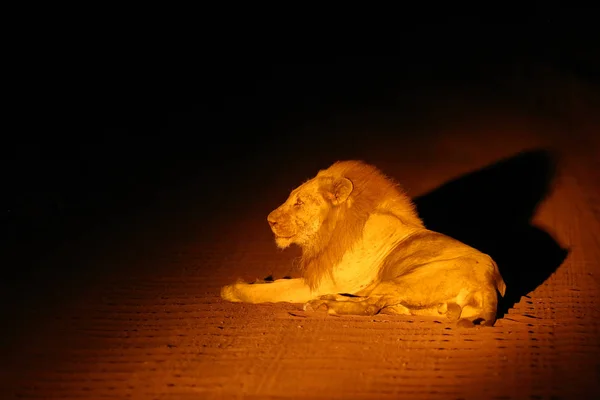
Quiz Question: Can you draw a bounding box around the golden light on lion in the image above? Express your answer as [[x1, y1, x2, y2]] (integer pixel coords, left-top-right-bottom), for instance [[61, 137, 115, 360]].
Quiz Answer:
[[221, 160, 506, 327]]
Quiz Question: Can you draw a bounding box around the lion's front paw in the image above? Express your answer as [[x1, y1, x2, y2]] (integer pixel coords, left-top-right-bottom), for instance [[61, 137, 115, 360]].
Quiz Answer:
[[221, 284, 242, 302]]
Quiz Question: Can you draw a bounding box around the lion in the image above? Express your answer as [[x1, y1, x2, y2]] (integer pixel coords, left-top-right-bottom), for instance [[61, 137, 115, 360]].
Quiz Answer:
[[221, 160, 506, 327]]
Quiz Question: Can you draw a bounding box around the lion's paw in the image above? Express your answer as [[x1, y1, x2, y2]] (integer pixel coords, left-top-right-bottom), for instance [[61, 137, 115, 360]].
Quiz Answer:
[[303, 299, 330, 313], [220, 284, 242, 302]]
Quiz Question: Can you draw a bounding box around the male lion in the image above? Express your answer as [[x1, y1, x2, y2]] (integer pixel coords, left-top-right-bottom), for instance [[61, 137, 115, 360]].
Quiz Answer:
[[221, 160, 506, 327]]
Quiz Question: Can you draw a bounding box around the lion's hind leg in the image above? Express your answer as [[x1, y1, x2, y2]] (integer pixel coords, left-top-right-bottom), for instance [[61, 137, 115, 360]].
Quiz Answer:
[[456, 287, 499, 328], [304, 294, 384, 316], [317, 293, 365, 302], [381, 301, 462, 319], [438, 302, 463, 321]]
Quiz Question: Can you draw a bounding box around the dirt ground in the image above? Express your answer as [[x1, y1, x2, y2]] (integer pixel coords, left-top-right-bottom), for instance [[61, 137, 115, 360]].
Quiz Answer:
[[2, 83, 600, 399]]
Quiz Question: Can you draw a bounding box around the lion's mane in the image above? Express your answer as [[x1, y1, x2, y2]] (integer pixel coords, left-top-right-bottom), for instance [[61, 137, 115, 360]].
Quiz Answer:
[[299, 161, 425, 289]]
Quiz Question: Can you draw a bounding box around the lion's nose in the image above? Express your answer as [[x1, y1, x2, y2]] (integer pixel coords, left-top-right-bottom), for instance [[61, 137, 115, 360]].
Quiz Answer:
[[267, 212, 278, 228]]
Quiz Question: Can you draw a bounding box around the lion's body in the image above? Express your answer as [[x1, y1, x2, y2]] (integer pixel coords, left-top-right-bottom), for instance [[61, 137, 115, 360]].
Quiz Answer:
[[221, 161, 506, 327]]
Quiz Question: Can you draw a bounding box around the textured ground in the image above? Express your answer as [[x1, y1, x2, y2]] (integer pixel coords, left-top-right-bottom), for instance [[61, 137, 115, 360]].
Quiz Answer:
[[1, 85, 600, 399]]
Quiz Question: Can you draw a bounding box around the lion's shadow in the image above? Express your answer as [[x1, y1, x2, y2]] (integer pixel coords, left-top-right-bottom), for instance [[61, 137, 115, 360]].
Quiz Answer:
[[414, 149, 569, 317]]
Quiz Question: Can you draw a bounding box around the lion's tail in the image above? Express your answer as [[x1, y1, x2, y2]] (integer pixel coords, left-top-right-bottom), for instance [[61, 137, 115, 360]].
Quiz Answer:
[[491, 260, 506, 297], [496, 275, 507, 297]]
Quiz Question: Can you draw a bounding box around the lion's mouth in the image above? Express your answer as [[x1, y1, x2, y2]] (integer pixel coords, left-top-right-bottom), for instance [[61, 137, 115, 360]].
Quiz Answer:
[[274, 234, 295, 239], [273, 233, 295, 249]]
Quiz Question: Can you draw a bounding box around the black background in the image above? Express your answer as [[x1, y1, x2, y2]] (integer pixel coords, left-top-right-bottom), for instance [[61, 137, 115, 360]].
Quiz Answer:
[[2, 19, 598, 277]]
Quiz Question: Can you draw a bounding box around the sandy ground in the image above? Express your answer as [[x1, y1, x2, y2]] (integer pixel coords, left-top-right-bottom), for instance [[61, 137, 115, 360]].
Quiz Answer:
[[1, 89, 600, 399]]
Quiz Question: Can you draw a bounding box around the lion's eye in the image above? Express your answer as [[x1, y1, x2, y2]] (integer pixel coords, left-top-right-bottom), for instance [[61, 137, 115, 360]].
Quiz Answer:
[[294, 199, 304, 207]]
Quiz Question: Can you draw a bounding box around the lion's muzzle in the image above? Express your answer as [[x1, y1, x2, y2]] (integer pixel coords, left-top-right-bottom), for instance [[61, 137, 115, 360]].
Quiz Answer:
[[267, 211, 278, 229], [267, 208, 295, 238], [267, 208, 283, 228]]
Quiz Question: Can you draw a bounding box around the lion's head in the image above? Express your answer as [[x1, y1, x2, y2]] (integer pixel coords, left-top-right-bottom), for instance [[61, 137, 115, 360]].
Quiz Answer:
[[267, 174, 353, 249], [267, 160, 424, 289]]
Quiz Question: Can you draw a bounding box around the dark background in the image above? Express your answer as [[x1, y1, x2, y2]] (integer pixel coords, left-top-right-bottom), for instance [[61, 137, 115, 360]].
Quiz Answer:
[[2, 18, 600, 399], [2, 20, 598, 283]]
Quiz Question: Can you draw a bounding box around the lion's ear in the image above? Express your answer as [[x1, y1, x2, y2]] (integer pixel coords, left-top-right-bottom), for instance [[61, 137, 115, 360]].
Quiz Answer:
[[325, 177, 353, 206]]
